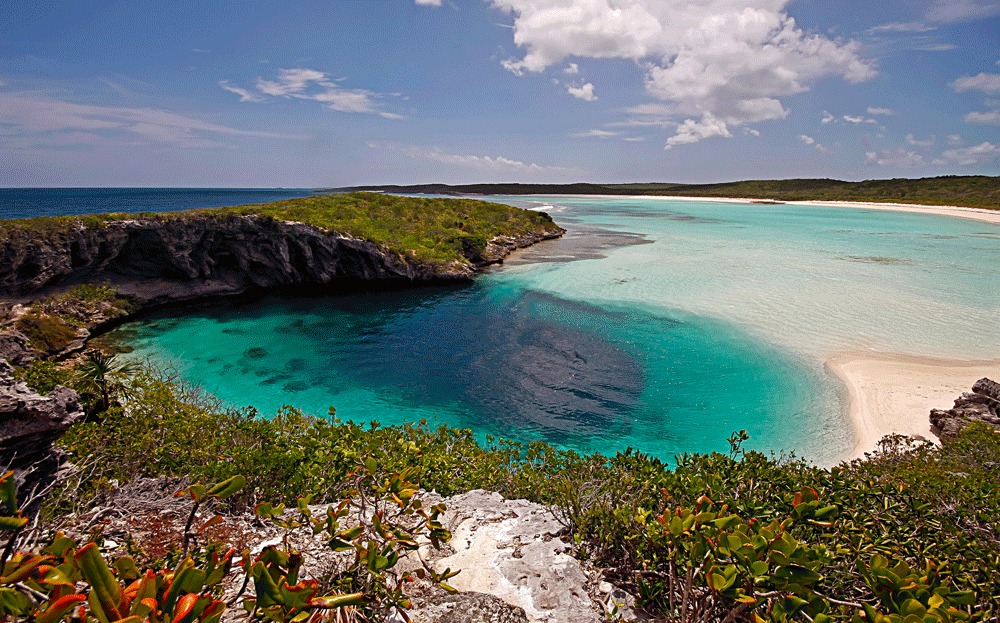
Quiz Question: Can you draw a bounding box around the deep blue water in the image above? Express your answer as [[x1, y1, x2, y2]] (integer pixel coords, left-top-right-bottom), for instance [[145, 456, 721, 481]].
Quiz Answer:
[[0, 188, 319, 219]]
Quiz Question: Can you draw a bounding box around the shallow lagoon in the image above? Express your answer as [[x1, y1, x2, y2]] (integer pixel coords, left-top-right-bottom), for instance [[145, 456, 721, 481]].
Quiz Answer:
[[114, 197, 1000, 464]]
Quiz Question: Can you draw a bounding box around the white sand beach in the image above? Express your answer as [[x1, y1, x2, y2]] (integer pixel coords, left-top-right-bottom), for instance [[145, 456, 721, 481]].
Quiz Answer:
[[826, 352, 1000, 459], [556, 194, 1000, 226], [543, 193, 1000, 461]]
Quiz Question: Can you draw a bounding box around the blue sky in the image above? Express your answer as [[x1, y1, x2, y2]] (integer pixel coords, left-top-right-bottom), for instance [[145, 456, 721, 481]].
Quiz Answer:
[[1, 0, 997, 186]]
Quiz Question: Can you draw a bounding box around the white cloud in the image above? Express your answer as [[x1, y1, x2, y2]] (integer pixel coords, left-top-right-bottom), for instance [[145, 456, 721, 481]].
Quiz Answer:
[[914, 43, 957, 51], [868, 21, 936, 33], [373, 142, 575, 173], [866, 148, 924, 167], [622, 136, 646, 141], [905, 133, 935, 146], [952, 73, 1000, 93], [491, 0, 874, 148], [964, 110, 1000, 124], [571, 128, 619, 138], [665, 113, 731, 149], [415, 0, 443, 6], [219, 81, 264, 103], [223, 68, 400, 116], [821, 111, 836, 124], [563, 63, 579, 74], [867, 106, 895, 116], [933, 141, 1000, 165], [843, 115, 877, 124], [566, 82, 597, 101], [0, 91, 297, 148], [745, 128, 761, 137], [798, 134, 826, 151], [947, 134, 964, 145]]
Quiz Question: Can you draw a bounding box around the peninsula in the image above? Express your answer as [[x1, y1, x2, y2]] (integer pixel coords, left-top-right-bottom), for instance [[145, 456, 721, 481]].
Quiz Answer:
[[341, 175, 1000, 210]]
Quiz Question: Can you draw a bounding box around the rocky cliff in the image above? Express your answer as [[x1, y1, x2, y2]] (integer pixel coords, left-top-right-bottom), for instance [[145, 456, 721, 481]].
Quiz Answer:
[[0, 213, 562, 306], [0, 359, 84, 498]]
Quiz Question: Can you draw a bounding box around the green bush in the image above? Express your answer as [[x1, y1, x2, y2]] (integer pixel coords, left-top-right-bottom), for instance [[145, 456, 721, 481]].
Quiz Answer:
[[15, 312, 78, 354], [51, 367, 1000, 619]]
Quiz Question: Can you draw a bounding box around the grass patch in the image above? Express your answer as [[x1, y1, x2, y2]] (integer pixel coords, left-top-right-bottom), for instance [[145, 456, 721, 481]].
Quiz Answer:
[[15, 311, 78, 354]]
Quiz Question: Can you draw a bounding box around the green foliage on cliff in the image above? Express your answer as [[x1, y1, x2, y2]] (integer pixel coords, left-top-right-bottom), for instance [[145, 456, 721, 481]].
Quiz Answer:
[[349, 175, 1000, 210], [207, 192, 562, 264], [0, 192, 562, 266], [47, 365, 1000, 620]]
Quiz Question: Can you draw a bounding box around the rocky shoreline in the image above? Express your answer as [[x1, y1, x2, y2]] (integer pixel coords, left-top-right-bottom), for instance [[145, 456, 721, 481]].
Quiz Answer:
[[0, 213, 563, 306], [0, 212, 563, 364]]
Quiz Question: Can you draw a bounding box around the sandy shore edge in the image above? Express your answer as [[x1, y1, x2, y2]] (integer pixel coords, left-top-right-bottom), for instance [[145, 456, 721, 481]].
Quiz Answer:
[[825, 352, 1000, 459], [530, 194, 1000, 225]]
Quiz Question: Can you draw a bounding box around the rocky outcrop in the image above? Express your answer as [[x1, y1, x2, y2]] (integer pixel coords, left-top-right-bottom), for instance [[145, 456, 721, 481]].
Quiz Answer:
[[0, 359, 84, 496], [930, 378, 1000, 438], [63, 483, 639, 623], [425, 490, 608, 623], [0, 215, 562, 306]]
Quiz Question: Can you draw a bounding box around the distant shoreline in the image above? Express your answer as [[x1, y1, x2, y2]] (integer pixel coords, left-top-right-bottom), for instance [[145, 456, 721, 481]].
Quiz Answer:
[[528, 193, 1000, 226]]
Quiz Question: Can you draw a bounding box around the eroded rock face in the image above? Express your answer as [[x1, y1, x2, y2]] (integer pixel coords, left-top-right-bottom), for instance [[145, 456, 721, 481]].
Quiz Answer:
[[0, 359, 84, 496], [0, 215, 562, 306], [930, 378, 1000, 438], [62, 483, 636, 623]]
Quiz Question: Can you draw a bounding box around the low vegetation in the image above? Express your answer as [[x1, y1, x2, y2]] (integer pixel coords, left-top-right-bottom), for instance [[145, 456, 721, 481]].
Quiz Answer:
[[347, 176, 1000, 210], [3, 281, 997, 621], [0, 192, 562, 265], [7, 360, 991, 622]]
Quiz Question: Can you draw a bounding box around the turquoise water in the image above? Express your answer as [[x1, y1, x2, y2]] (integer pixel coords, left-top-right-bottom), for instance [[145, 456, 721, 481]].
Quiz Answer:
[[113, 197, 1000, 464]]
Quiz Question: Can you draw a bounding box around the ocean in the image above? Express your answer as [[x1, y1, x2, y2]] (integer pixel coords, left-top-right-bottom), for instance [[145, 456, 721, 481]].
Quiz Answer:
[[5, 189, 998, 464], [0, 187, 318, 219]]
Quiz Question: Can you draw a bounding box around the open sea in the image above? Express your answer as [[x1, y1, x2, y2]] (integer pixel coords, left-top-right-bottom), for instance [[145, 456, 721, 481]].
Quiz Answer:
[[5, 189, 999, 464]]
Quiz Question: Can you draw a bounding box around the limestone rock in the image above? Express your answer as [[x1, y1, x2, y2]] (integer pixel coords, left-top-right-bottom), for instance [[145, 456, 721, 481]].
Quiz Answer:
[[422, 490, 605, 623], [930, 377, 1000, 438], [407, 593, 529, 623], [0, 358, 84, 498], [0, 214, 562, 305]]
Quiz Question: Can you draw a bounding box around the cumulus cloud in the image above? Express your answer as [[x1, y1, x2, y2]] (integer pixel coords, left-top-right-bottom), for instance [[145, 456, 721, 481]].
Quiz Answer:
[[867, 106, 895, 116], [947, 134, 964, 145], [0, 91, 297, 149], [566, 82, 597, 101], [564, 63, 579, 74], [964, 110, 1000, 124], [821, 111, 836, 124], [415, 0, 443, 6], [843, 115, 877, 124], [933, 141, 1000, 165], [952, 73, 1000, 93], [866, 148, 924, 167], [666, 113, 731, 149], [491, 0, 874, 148], [223, 68, 401, 116]]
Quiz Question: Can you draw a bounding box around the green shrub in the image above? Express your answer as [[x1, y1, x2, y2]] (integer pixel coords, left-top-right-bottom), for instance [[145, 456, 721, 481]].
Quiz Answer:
[[14, 360, 71, 394], [15, 312, 78, 354], [51, 367, 1000, 619]]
